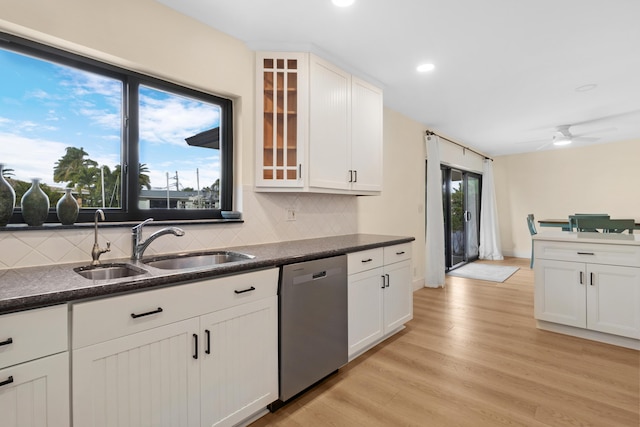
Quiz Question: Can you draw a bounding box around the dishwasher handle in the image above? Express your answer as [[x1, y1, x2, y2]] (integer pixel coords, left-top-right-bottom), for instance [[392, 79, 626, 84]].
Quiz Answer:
[[312, 271, 327, 280]]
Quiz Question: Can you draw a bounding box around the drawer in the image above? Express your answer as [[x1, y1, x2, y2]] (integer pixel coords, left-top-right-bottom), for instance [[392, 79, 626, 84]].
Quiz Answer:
[[384, 243, 412, 264], [73, 268, 278, 349], [534, 240, 640, 267], [348, 248, 384, 275], [0, 305, 68, 369]]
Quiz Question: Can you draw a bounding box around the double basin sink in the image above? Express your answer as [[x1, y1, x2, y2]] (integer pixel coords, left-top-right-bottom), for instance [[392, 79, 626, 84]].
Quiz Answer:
[[74, 251, 255, 280]]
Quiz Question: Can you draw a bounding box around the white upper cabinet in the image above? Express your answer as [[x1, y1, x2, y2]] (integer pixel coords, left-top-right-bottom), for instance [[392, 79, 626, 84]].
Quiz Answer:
[[256, 52, 383, 195]]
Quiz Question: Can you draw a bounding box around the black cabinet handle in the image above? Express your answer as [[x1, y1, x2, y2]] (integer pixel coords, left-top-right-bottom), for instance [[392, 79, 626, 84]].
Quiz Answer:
[[381, 275, 386, 289], [361, 258, 373, 263], [579, 271, 584, 285], [577, 252, 595, 255], [386, 273, 390, 288], [193, 334, 198, 360], [395, 251, 405, 255], [0, 376, 13, 387], [131, 307, 163, 319], [353, 170, 357, 183], [590, 272, 595, 286], [0, 337, 13, 347], [348, 170, 353, 183], [205, 330, 211, 355], [234, 286, 256, 294]]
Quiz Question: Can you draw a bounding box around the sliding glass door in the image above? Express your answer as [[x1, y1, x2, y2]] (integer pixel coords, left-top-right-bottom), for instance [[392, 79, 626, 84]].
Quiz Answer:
[[442, 167, 481, 271]]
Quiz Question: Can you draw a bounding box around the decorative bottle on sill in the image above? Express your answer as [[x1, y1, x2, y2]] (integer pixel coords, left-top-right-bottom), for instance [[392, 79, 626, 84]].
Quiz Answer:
[[21, 178, 50, 226], [0, 164, 16, 227], [56, 188, 79, 225]]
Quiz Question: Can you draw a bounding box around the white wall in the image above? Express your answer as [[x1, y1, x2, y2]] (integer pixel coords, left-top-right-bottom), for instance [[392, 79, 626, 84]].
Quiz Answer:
[[493, 139, 640, 258]]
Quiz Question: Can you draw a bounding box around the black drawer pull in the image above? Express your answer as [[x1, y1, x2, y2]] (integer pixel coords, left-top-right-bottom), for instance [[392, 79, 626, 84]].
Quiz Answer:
[[395, 251, 405, 255], [131, 307, 163, 319], [234, 286, 256, 294], [381, 275, 386, 289], [205, 329, 211, 355], [361, 258, 373, 263], [0, 376, 13, 387], [0, 338, 13, 347], [193, 334, 198, 360], [577, 252, 595, 255]]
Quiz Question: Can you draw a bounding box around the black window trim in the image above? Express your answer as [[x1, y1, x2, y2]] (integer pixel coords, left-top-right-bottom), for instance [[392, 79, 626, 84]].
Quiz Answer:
[[1, 32, 233, 224]]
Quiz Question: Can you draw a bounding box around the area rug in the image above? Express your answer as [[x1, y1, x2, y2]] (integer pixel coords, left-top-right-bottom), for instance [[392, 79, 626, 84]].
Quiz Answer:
[[447, 263, 519, 282]]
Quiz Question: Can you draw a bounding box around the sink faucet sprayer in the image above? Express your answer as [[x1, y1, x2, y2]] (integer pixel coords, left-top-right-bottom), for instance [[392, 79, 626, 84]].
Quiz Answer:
[[131, 218, 185, 260], [91, 209, 111, 265]]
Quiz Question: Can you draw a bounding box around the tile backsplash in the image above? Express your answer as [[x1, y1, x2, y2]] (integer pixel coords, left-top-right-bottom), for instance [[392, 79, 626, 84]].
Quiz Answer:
[[0, 187, 358, 270]]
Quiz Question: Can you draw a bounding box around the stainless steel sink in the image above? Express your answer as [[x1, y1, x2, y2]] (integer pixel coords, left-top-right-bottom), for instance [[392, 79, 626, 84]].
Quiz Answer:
[[143, 251, 255, 270], [74, 263, 147, 280]]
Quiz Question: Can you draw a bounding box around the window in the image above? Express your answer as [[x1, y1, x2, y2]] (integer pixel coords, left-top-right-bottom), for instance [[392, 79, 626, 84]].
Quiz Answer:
[[0, 33, 233, 224]]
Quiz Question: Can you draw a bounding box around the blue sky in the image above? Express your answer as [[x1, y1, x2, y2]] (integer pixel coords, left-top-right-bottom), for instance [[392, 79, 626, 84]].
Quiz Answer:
[[0, 47, 221, 191]]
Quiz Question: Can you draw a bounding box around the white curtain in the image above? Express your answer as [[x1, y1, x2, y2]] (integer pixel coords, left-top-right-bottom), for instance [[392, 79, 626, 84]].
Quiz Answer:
[[479, 158, 503, 260], [425, 134, 445, 288]]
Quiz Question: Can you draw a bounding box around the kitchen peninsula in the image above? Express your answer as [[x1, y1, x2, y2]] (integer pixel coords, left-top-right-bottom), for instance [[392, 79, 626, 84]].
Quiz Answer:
[[533, 230, 640, 350]]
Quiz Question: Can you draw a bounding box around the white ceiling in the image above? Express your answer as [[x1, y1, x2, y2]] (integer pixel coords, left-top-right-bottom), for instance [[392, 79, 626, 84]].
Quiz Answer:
[[158, 0, 640, 156]]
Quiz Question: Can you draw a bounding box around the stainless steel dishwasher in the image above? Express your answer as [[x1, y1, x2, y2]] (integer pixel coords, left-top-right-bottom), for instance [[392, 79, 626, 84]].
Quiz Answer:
[[269, 255, 348, 410]]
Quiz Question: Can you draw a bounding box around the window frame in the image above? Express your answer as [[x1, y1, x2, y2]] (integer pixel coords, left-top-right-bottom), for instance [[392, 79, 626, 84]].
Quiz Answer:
[[1, 32, 233, 224]]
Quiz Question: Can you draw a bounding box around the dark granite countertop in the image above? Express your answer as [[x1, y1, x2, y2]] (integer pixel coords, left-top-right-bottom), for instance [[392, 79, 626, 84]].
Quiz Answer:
[[0, 234, 414, 315]]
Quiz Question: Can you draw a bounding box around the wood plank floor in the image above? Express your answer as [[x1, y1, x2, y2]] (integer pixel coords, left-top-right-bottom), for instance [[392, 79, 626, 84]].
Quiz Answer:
[[250, 257, 640, 427]]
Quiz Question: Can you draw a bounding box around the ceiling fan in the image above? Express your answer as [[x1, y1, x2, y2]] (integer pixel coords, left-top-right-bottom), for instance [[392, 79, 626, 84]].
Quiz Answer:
[[532, 124, 609, 151]]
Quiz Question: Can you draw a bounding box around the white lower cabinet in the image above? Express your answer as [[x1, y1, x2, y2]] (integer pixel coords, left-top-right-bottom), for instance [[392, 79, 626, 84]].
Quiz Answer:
[[0, 352, 69, 427], [72, 269, 279, 427], [0, 304, 69, 427], [348, 244, 413, 359], [535, 258, 640, 339], [200, 297, 277, 427]]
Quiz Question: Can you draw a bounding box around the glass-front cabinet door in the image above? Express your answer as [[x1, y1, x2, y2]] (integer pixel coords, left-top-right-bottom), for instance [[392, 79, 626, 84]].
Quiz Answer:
[[256, 52, 308, 188]]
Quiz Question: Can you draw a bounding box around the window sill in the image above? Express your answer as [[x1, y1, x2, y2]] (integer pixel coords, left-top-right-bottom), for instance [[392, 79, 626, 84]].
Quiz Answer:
[[0, 218, 244, 232]]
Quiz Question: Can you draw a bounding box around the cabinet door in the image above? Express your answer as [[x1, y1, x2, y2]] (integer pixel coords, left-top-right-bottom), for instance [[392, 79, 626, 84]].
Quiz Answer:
[[587, 264, 640, 339], [351, 77, 383, 193], [0, 352, 69, 427], [348, 267, 384, 358], [73, 318, 200, 427], [534, 259, 586, 328], [200, 296, 278, 427], [309, 55, 351, 191], [256, 52, 307, 188], [383, 259, 413, 333]]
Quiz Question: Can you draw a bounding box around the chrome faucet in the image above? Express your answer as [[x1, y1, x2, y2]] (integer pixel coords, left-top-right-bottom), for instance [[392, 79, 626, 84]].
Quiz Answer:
[[91, 209, 111, 265], [131, 218, 185, 260]]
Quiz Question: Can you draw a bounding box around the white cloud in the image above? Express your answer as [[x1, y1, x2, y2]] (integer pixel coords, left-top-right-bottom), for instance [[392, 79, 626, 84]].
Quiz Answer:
[[139, 92, 220, 147], [0, 132, 69, 185]]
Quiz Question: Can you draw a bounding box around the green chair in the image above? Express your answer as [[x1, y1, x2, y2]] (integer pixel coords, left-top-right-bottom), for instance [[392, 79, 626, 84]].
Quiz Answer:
[[575, 217, 634, 234], [568, 214, 609, 232], [603, 219, 635, 234], [527, 214, 537, 268]]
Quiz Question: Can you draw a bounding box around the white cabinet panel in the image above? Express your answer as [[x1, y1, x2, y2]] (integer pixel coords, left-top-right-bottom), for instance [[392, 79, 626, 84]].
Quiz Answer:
[[351, 77, 383, 193], [309, 55, 351, 191], [383, 259, 413, 332], [534, 259, 586, 328], [0, 352, 69, 427], [587, 264, 640, 338], [0, 305, 67, 369], [73, 318, 201, 427], [348, 267, 384, 356], [200, 296, 278, 427]]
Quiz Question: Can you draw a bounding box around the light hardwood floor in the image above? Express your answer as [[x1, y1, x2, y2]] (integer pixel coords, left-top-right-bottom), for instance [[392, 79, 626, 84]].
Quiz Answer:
[[250, 257, 640, 427]]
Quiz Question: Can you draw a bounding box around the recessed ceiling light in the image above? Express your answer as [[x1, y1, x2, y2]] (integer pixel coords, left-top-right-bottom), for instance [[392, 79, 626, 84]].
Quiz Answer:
[[332, 0, 355, 7], [417, 63, 435, 73]]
